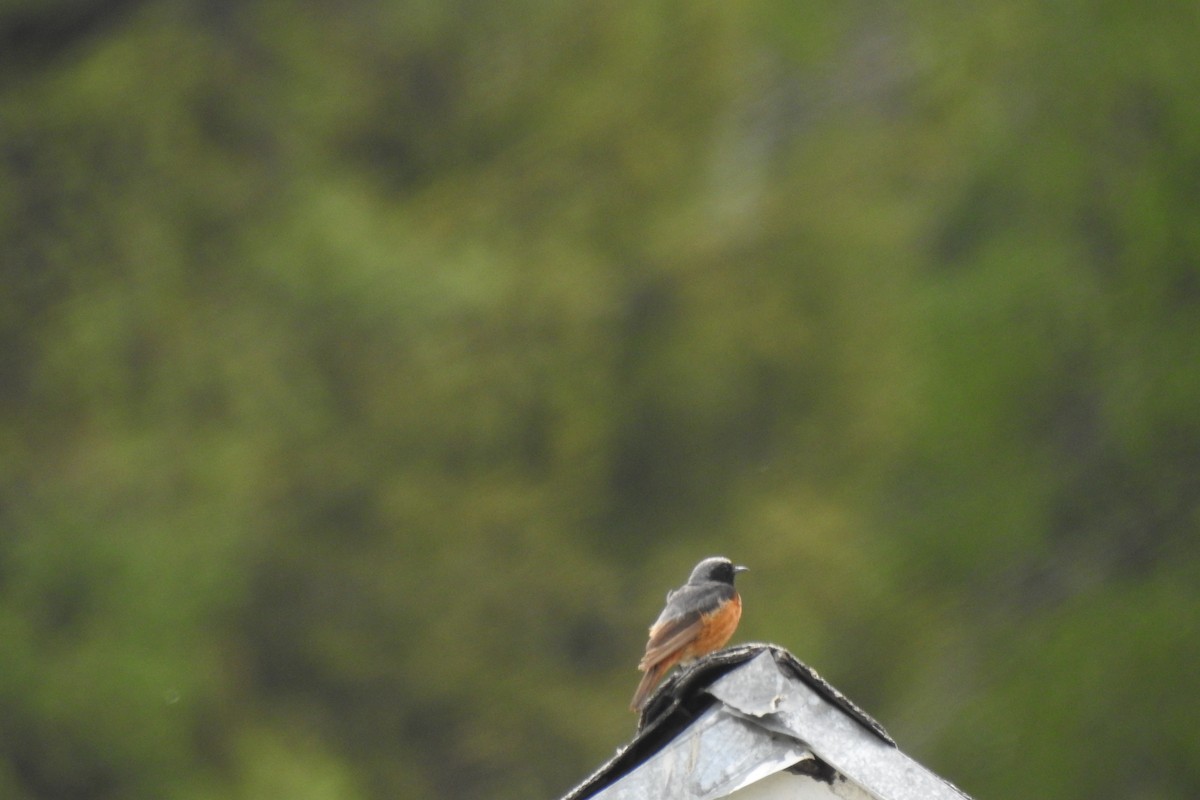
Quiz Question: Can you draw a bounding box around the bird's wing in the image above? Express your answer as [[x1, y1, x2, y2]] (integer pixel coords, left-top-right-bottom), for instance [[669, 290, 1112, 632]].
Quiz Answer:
[[638, 613, 704, 670], [638, 582, 732, 670]]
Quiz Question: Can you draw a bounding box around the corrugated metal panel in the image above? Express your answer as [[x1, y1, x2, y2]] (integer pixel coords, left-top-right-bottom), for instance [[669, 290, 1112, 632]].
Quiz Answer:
[[709, 651, 971, 800], [588, 705, 810, 800], [731, 767, 876, 800], [561, 645, 973, 800]]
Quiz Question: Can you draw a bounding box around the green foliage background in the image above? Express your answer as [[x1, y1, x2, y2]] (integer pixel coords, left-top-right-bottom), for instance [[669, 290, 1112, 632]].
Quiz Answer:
[[2, 1, 1198, 798]]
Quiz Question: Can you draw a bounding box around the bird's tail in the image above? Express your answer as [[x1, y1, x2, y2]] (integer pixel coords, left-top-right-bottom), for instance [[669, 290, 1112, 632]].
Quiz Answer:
[[630, 662, 668, 712]]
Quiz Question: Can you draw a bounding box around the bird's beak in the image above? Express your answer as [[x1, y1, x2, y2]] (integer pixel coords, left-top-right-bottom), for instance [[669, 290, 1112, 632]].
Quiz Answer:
[[734, 565, 749, 574]]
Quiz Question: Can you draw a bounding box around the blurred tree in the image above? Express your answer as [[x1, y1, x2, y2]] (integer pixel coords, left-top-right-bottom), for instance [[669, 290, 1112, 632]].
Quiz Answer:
[[0, 1, 1197, 799]]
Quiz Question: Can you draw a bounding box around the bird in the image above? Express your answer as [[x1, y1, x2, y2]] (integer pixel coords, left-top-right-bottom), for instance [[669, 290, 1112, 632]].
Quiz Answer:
[[630, 556, 748, 712]]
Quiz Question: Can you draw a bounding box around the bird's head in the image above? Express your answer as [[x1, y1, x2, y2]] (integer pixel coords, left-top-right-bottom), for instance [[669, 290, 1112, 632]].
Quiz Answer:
[[688, 556, 749, 586]]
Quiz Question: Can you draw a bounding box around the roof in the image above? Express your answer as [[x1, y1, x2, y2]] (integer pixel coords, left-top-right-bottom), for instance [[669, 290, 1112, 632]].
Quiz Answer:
[[562, 643, 972, 800]]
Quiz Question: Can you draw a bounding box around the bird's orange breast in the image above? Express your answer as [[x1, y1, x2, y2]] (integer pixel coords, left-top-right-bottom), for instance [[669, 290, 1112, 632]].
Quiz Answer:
[[679, 592, 742, 661]]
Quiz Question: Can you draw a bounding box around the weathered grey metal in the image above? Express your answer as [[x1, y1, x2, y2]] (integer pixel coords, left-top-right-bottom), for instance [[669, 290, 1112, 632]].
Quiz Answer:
[[707, 651, 972, 800], [585, 704, 810, 800], [561, 645, 973, 800]]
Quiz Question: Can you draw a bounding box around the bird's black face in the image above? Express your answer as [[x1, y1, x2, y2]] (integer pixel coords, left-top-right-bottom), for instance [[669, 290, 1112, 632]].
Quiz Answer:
[[689, 556, 749, 585]]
